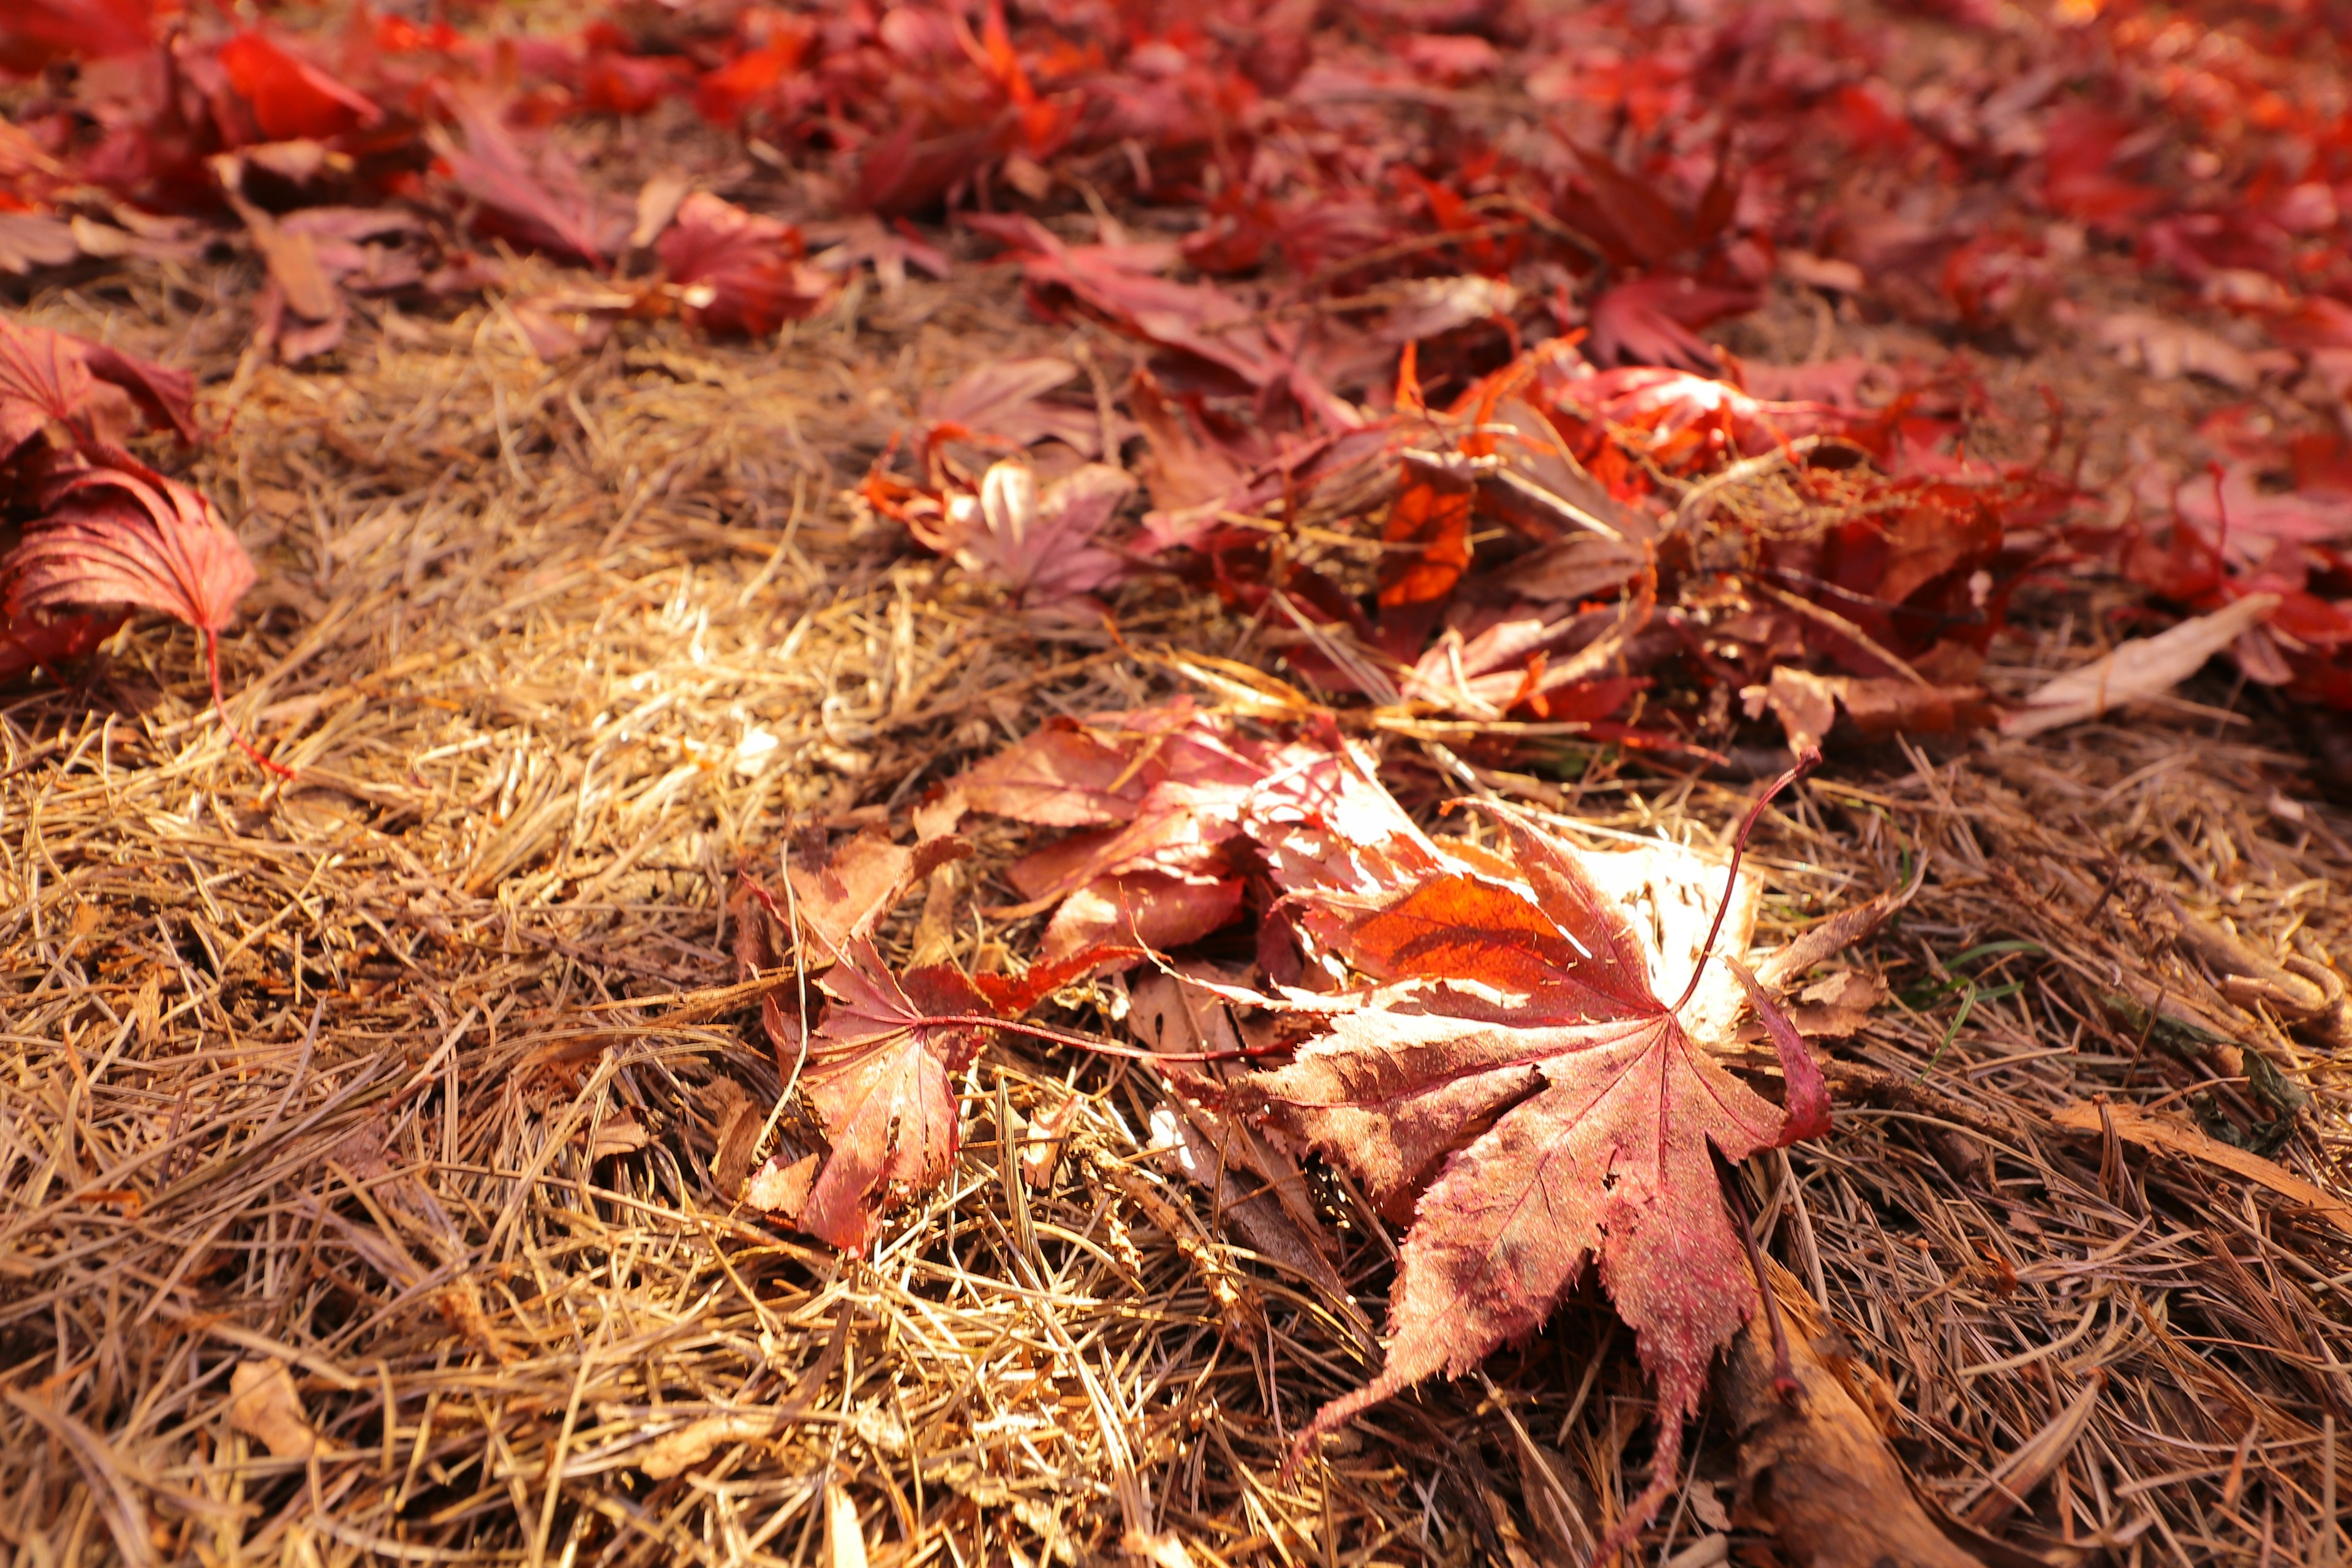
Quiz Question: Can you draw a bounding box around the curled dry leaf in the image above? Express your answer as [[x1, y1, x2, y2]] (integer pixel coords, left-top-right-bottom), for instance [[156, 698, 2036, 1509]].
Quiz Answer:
[[1721, 1263, 1986, 1568], [6, 462, 256, 641], [2000, 594, 2278, 737], [228, 1360, 326, 1460], [1748, 666, 1988, 755]]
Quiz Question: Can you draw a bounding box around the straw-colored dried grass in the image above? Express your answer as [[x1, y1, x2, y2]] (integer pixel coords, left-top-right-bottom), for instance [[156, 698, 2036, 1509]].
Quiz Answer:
[[3, 253, 2350, 1568]]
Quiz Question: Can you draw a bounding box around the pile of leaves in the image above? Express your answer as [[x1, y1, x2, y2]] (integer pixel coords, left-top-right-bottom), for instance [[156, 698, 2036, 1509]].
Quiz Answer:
[[14, 0, 2352, 735], [728, 700, 1858, 1545]]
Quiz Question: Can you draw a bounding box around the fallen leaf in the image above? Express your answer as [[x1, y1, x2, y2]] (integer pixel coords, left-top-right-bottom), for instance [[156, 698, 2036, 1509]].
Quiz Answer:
[[922, 357, 1102, 452], [1722, 1262, 1985, 1567], [1784, 968, 1888, 1039], [431, 96, 615, 268], [1132, 972, 1359, 1313], [1750, 666, 1986, 753], [905, 457, 1136, 602], [744, 1151, 818, 1215], [657, 191, 836, 336], [0, 315, 197, 456], [217, 31, 380, 142], [4, 463, 255, 650], [2000, 594, 2278, 737], [1249, 797, 1827, 1550], [1038, 873, 1245, 960], [1588, 277, 1758, 372], [2095, 312, 2257, 389], [2049, 1098, 2352, 1237], [766, 938, 991, 1254], [588, 1109, 649, 1161], [228, 1360, 326, 1459]]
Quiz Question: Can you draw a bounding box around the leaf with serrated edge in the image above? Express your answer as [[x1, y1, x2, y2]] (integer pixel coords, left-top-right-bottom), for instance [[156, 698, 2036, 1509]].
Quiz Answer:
[[1251, 801, 1825, 1553]]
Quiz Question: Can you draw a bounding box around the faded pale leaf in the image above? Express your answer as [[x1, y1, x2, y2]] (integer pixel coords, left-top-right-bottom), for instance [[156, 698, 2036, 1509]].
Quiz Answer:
[[2001, 594, 2278, 737]]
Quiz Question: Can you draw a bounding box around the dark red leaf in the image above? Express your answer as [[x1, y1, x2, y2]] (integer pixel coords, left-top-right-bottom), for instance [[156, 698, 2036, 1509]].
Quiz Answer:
[[0, 600, 128, 686]]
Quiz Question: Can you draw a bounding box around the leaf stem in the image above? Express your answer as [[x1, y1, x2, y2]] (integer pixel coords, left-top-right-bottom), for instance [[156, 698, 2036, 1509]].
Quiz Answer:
[[206, 630, 295, 780], [1670, 747, 1819, 1014]]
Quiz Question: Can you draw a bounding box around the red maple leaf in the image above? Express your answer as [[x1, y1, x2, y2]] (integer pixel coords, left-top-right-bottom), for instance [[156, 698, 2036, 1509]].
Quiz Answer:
[[431, 97, 616, 268], [902, 458, 1134, 603], [0, 315, 197, 460], [763, 937, 992, 1255], [3, 459, 280, 772], [1248, 795, 1826, 1549], [655, 192, 837, 337], [1585, 277, 1758, 373]]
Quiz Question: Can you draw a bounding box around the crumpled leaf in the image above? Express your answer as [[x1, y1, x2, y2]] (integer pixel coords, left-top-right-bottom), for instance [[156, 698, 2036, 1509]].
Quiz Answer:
[[228, 1360, 327, 1459], [657, 192, 836, 337], [1246, 799, 1828, 1550], [1747, 666, 1988, 754]]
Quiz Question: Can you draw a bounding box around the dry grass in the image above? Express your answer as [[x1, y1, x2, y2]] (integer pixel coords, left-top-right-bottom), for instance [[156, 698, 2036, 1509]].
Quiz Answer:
[[3, 239, 2351, 1568]]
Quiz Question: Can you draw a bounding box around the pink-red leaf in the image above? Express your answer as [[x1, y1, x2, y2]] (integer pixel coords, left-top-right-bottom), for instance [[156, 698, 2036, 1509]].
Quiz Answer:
[[904, 458, 1134, 602], [432, 98, 615, 268], [0, 316, 197, 457], [6, 462, 254, 636]]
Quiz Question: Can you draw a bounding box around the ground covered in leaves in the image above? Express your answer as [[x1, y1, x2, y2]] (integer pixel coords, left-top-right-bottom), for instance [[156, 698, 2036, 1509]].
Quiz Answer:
[[6, 1, 2352, 1566]]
